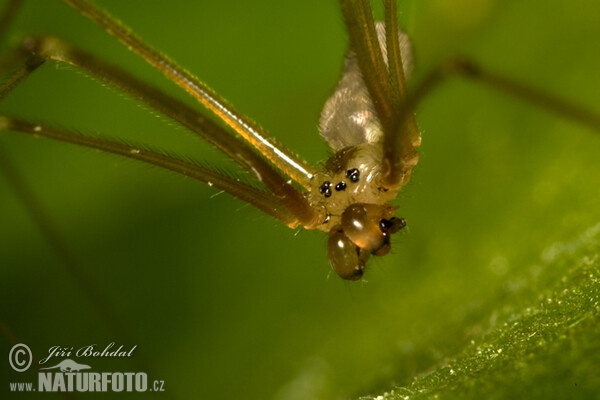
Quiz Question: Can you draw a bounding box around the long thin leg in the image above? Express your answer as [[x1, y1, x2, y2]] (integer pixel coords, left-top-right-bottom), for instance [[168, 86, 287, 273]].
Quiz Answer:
[[0, 53, 43, 97], [340, 0, 420, 188], [345, 0, 599, 189], [393, 57, 600, 147], [0, 138, 180, 398], [0, 0, 148, 375], [0, 0, 141, 363], [381, 0, 421, 188], [340, 0, 393, 125], [384, 0, 407, 99], [382, 55, 600, 187], [0, 38, 300, 225], [12, 36, 322, 227], [63, 0, 317, 189], [0, 117, 300, 227]]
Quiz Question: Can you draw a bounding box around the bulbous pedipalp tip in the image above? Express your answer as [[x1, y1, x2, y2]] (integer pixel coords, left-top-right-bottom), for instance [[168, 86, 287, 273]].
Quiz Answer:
[[327, 225, 369, 280], [328, 204, 407, 280]]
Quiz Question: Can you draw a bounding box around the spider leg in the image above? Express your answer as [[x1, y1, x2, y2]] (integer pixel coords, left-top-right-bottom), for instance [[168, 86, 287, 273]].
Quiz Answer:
[[0, 3, 299, 380], [340, 0, 420, 189], [2, 35, 324, 227], [0, 0, 137, 348], [401, 57, 600, 135], [63, 0, 317, 189], [0, 45, 302, 226], [384, 0, 407, 100], [382, 56, 600, 189], [342, 0, 599, 190], [0, 128, 173, 393], [0, 117, 299, 227], [340, 0, 393, 123]]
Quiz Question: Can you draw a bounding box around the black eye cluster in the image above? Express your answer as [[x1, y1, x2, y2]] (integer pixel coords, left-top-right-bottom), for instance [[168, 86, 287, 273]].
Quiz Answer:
[[320, 168, 360, 198], [319, 181, 332, 197], [347, 168, 360, 183]]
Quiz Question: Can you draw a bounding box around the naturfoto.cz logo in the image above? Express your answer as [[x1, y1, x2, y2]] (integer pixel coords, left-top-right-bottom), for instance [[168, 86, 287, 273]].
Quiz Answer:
[[8, 343, 165, 393]]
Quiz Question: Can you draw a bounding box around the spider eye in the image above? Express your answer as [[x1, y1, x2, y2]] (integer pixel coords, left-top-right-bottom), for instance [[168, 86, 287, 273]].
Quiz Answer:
[[346, 168, 360, 183], [319, 181, 332, 197], [327, 226, 369, 280]]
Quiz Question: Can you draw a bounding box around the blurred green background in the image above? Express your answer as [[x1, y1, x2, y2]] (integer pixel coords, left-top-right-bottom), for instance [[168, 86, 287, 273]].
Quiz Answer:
[[1, 0, 599, 399]]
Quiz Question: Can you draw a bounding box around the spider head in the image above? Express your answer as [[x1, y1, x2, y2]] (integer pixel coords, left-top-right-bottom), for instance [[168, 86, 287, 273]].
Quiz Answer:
[[327, 203, 406, 280]]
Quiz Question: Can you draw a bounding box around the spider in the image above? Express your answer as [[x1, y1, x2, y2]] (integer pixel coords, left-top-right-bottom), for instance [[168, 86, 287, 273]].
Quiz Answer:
[[0, 0, 598, 283], [2, 0, 596, 397]]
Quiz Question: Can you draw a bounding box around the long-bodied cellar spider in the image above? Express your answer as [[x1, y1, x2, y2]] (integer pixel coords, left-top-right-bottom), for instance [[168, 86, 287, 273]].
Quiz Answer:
[[1, 0, 599, 399]]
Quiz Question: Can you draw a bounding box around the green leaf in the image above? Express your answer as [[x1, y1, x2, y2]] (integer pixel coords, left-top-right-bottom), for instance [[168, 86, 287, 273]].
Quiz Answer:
[[361, 224, 600, 399]]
